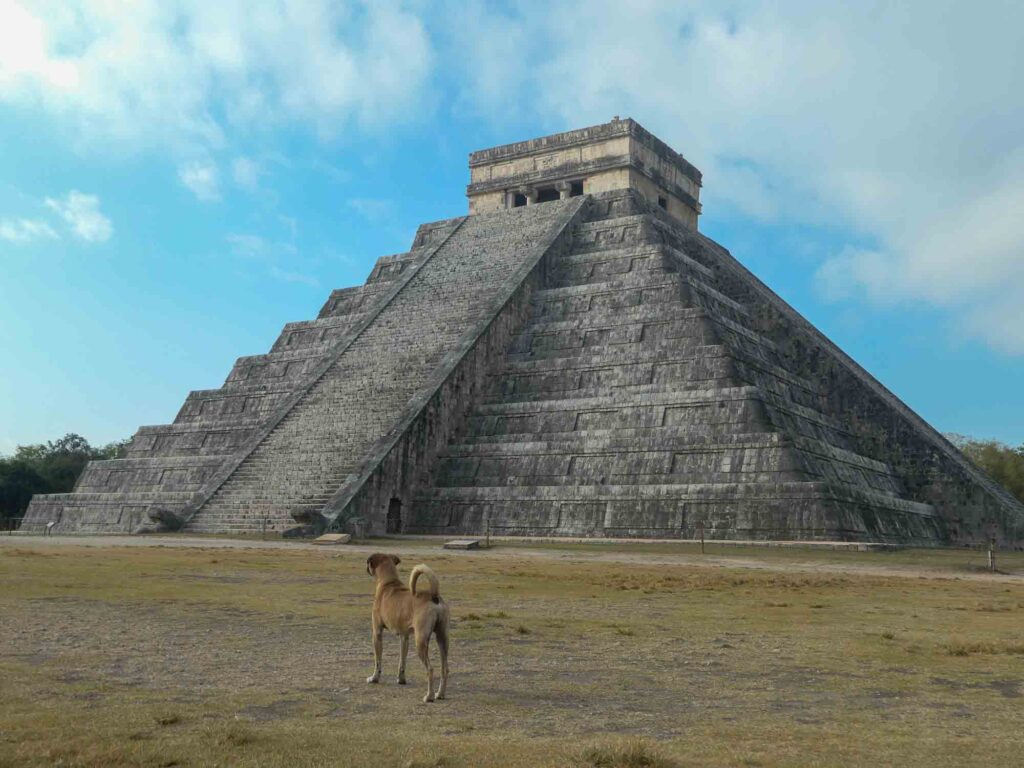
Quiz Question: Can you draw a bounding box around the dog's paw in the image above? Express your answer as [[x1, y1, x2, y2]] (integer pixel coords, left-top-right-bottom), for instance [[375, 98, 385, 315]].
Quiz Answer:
[[434, 692, 445, 700], [366, 675, 380, 684], [422, 693, 435, 703], [396, 677, 407, 685]]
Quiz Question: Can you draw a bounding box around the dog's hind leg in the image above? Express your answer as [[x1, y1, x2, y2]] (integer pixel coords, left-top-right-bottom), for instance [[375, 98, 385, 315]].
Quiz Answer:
[[397, 633, 409, 685], [434, 624, 449, 700], [366, 619, 383, 684], [415, 632, 435, 703]]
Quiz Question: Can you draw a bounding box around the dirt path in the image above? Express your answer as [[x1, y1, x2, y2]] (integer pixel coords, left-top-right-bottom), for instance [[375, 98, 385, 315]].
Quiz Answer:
[[3, 533, 1020, 584]]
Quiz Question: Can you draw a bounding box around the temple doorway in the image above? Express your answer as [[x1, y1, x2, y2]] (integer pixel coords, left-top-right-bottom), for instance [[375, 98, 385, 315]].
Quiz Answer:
[[386, 498, 402, 534]]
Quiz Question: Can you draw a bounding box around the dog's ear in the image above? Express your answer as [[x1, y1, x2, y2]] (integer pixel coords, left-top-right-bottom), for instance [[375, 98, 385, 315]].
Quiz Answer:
[[366, 553, 381, 575], [391, 555, 401, 566]]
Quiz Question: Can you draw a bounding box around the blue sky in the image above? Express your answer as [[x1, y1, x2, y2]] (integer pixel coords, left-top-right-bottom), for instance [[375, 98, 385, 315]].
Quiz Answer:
[[1, 0, 1022, 454]]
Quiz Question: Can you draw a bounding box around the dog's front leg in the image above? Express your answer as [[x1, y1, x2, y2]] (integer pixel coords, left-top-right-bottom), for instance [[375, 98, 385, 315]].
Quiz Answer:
[[397, 634, 409, 685], [366, 619, 383, 684]]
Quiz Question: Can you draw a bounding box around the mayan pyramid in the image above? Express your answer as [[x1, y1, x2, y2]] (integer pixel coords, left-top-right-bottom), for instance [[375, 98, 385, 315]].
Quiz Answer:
[[25, 119, 1023, 544]]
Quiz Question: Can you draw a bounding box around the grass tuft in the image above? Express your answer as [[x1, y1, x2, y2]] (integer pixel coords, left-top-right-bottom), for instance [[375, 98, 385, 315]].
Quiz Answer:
[[942, 639, 1024, 656], [218, 723, 258, 747], [404, 757, 454, 768], [578, 739, 677, 767]]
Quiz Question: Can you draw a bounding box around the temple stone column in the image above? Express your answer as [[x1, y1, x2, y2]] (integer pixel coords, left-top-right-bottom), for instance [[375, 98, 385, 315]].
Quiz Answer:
[[556, 181, 572, 200], [514, 186, 538, 206]]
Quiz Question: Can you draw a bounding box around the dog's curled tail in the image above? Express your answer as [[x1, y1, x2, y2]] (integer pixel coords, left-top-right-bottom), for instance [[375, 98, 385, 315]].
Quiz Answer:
[[409, 564, 440, 601]]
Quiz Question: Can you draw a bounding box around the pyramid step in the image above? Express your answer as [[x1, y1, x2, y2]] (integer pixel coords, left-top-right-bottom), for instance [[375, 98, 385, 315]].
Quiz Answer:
[[500, 343, 728, 373], [409, 481, 937, 541], [535, 272, 678, 300], [555, 243, 715, 281], [415, 481, 934, 516], [506, 336, 722, 363], [473, 385, 759, 415], [442, 431, 785, 457], [437, 470, 805, 488], [459, 424, 784, 446], [482, 378, 738, 405], [520, 303, 703, 332]]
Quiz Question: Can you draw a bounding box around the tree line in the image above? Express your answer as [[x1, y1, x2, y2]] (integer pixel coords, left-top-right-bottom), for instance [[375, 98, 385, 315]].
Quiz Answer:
[[948, 435, 1024, 505], [0, 433, 128, 526]]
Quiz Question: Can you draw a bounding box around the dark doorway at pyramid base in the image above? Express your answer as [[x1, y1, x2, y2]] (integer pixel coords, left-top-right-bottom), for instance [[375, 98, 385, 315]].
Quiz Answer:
[[386, 498, 403, 534]]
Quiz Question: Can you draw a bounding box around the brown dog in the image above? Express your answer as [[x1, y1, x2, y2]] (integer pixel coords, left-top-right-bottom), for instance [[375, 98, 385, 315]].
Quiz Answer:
[[365, 553, 450, 703]]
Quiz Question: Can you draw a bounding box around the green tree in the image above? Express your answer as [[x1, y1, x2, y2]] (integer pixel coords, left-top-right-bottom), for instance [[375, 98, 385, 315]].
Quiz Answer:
[[0, 433, 129, 525], [948, 434, 1024, 504], [0, 459, 47, 526]]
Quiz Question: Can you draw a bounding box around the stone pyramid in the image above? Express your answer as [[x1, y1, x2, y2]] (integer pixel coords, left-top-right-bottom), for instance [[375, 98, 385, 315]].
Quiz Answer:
[[25, 119, 1023, 544]]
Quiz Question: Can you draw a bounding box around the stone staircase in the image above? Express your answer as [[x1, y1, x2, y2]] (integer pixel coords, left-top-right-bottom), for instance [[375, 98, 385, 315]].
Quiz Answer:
[[410, 191, 939, 541], [20, 222, 457, 534], [183, 199, 581, 533]]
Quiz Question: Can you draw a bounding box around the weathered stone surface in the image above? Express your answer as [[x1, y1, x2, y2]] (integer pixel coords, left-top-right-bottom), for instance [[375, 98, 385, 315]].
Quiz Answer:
[[22, 119, 1023, 544], [313, 533, 351, 545], [443, 539, 481, 550]]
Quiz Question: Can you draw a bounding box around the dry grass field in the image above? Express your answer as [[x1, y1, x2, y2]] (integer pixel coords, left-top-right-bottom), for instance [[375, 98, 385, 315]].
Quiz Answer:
[[1, 536, 1022, 767]]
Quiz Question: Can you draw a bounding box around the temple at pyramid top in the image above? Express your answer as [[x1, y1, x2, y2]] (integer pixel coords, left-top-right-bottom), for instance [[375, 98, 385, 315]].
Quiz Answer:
[[466, 117, 702, 228]]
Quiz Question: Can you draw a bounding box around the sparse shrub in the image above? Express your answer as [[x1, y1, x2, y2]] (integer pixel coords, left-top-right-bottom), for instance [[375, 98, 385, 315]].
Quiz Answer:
[[219, 724, 257, 747], [881, 631, 896, 641], [940, 639, 1024, 656], [578, 739, 677, 767], [514, 625, 531, 635], [155, 713, 182, 726], [463, 612, 482, 621], [945, 642, 973, 657], [404, 757, 453, 768]]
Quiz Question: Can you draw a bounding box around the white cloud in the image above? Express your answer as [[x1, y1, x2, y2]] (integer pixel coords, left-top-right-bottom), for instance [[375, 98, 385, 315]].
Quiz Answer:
[[348, 198, 395, 222], [225, 232, 312, 285], [232, 156, 262, 190], [226, 233, 272, 259], [0, 217, 59, 243], [269, 265, 319, 287], [44, 191, 112, 242], [178, 160, 221, 202], [0, 0, 433, 155], [445, 1, 1024, 355]]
